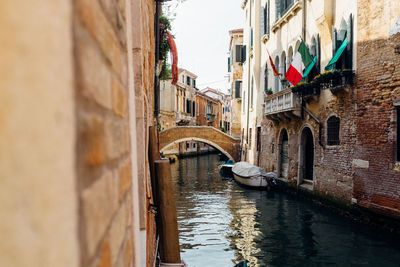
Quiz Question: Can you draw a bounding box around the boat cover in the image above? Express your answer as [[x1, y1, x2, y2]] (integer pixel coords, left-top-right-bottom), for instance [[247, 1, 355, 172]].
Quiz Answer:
[[232, 162, 277, 178]]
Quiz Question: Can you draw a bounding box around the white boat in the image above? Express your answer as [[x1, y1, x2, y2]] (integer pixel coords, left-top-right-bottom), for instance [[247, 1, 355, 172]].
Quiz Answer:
[[232, 162, 277, 189]]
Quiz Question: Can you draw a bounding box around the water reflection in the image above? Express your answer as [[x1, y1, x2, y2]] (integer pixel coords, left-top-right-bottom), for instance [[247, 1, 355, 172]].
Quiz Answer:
[[171, 154, 400, 267]]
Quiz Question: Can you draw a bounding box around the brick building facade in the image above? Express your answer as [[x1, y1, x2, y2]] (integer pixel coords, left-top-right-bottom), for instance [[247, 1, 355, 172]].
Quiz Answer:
[[258, 0, 400, 219], [353, 0, 400, 218]]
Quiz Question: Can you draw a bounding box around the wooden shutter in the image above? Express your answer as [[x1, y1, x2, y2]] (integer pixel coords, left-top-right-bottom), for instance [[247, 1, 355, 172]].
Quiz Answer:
[[316, 34, 321, 73], [236, 45, 241, 62], [332, 27, 337, 69], [228, 57, 231, 72], [251, 28, 254, 47], [346, 14, 353, 70], [241, 45, 247, 62], [235, 81, 240, 98], [192, 101, 195, 117], [275, 0, 281, 20], [261, 7, 265, 36]]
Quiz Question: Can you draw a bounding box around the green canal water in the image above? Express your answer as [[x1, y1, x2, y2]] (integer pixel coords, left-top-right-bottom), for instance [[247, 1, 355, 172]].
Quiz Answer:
[[170, 154, 400, 267]]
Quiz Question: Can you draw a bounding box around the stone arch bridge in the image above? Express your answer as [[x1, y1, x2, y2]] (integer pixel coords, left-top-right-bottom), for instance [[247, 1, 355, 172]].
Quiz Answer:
[[159, 126, 241, 162]]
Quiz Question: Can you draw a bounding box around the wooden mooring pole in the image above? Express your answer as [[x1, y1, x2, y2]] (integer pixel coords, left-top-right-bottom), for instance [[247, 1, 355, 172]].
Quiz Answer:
[[155, 159, 181, 264]]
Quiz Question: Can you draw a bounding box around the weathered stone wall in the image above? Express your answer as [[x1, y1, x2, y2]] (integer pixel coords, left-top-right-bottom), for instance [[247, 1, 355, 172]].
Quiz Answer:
[[354, 0, 400, 217]]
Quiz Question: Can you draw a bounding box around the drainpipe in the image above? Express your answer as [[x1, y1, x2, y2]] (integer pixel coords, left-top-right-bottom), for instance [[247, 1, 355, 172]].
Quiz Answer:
[[154, 1, 161, 121], [302, 100, 323, 147]]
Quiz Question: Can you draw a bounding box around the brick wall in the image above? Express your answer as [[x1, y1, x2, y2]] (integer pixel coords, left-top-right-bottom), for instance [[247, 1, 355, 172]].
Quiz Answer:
[[74, 0, 155, 266], [354, 0, 400, 217]]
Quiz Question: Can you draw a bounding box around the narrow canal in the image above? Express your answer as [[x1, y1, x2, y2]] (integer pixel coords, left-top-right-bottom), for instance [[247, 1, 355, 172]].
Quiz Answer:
[[170, 154, 400, 267]]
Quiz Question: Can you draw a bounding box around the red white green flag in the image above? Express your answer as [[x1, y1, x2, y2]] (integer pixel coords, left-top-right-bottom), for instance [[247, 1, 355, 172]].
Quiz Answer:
[[285, 41, 313, 86]]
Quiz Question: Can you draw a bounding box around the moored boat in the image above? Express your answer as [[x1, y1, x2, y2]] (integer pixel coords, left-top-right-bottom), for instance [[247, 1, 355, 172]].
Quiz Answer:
[[218, 159, 235, 176], [232, 162, 277, 189]]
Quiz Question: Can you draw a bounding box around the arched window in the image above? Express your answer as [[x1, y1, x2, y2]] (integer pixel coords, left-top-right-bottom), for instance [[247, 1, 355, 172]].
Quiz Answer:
[[308, 35, 320, 81], [274, 56, 280, 92], [331, 15, 353, 71], [264, 1, 270, 35], [327, 116, 340, 145]]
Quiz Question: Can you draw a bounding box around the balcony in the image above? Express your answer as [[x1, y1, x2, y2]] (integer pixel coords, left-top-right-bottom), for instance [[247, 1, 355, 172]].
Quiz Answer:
[[176, 112, 194, 125], [291, 69, 355, 99], [206, 113, 216, 122], [265, 88, 301, 121]]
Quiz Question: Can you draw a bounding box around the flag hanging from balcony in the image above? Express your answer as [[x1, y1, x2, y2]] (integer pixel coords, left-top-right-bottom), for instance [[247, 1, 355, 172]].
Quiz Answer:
[[325, 36, 348, 71], [285, 41, 313, 86], [267, 50, 281, 76], [167, 31, 178, 85]]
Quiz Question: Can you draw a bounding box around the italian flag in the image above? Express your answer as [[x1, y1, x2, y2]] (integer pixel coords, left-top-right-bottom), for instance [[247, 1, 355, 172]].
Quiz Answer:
[[285, 41, 313, 86]]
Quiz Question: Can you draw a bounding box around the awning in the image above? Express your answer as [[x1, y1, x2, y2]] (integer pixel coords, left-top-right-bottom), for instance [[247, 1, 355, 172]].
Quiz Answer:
[[325, 37, 348, 71]]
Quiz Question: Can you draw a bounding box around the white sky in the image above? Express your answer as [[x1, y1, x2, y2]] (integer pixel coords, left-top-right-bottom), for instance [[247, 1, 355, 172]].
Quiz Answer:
[[168, 0, 244, 93]]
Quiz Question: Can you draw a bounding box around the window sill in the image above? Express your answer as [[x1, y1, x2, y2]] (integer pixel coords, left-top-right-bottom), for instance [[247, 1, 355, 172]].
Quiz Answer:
[[262, 34, 270, 44], [271, 1, 303, 33], [394, 162, 400, 171]]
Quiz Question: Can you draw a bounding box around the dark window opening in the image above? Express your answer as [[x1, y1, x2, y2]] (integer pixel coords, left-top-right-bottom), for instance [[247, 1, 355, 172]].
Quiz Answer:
[[327, 116, 340, 146], [186, 76, 191, 86]]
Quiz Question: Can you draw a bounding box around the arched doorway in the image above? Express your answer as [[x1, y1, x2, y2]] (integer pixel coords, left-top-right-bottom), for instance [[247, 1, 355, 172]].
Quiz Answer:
[[279, 129, 289, 178], [299, 127, 314, 184]]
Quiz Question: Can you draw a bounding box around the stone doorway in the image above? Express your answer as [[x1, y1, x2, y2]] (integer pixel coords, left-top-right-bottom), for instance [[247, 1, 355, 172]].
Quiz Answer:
[[279, 129, 289, 178], [299, 127, 314, 184]]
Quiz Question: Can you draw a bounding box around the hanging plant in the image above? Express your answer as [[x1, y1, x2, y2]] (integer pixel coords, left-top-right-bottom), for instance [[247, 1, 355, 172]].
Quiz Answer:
[[159, 16, 173, 81]]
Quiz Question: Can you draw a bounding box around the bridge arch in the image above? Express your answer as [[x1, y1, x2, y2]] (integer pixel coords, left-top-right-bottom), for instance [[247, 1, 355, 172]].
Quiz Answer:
[[159, 126, 241, 162], [161, 137, 234, 161]]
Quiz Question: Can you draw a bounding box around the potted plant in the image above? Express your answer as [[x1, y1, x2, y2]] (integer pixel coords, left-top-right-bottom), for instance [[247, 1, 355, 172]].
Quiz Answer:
[[265, 88, 273, 96]]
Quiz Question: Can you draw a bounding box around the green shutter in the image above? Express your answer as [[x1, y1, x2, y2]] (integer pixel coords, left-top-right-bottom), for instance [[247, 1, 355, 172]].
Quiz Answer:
[[261, 7, 265, 36], [228, 57, 231, 72], [241, 45, 247, 62], [235, 81, 240, 98], [275, 0, 281, 20], [236, 45, 241, 62]]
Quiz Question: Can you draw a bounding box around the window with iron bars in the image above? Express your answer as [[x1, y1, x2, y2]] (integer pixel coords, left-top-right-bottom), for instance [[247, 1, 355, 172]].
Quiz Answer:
[[327, 116, 340, 146]]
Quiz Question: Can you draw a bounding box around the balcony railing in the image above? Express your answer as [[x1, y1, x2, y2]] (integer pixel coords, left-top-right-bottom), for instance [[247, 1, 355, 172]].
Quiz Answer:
[[265, 88, 301, 119], [206, 113, 216, 122], [176, 112, 193, 122]]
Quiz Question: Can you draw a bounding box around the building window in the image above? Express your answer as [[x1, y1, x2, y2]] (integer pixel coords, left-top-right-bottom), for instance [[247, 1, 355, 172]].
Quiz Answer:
[[186, 76, 191, 86], [204, 104, 206, 118], [250, 77, 254, 108], [193, 79, 196, 88], [235, 80, 242, 98], [186, 142, 189, 149], [274, 56, 280, 92], [327, 116, 340, 145], [196, 102, 199, 116], [264, 67, 269, 93], [264, 1, 270, 35], [276, 0, 294, 21], [249, 128, 252, 147], [236, 45, 243, 62], [193, 143, 196, 148], [250, 28, 254, 48], [242, 91, 246, 113]]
